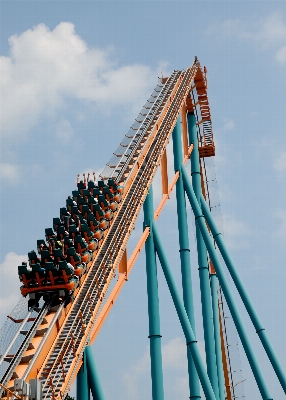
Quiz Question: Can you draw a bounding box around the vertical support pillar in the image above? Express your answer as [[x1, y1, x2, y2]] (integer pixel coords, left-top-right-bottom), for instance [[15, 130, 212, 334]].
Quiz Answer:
[[172, 117, 200, 399], [85, 345, 105, 400], [143, 186, 164, 400], [152, 224, 216, 400], [77, 351, 90, 400], [210, 273, 225, 400], [187, 112, 219, 399]]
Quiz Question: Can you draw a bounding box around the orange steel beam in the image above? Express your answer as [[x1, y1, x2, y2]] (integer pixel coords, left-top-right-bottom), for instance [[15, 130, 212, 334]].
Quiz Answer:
[[118, 248, 128, 277], [89, 227, 150, 344], [161, 149, 169, 195], [219, 302, 232, 400], [181, 103, 189, 156]]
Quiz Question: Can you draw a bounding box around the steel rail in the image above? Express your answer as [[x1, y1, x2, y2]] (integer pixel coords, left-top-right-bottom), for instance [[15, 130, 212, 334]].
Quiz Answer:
[[22, 304, 64, 381], [0, 303, 50, 390], [0, 311, 32, 367]]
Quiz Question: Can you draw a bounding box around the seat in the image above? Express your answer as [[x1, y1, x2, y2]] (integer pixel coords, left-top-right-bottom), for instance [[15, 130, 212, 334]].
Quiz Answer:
[[58, 260, 75, 284], [74, 235, 91, 262], [45, 262, 58, 285], [98, 195, 114, 221], [69, 224, 78, 240], [98, 195, 109, 210], [57, 226, 66, 240], [18, 265, 32, 287], [72, 190, 79, 203], [41, 249, 52, 266], [83, 189, 90, 200], [53, 218, 62, 231], [64, 215, 71, 230], [87, 213, 104, 240], [102, 186, 114, 200], [102, 188, 118, 210], [81, 223, 98, 251], [77, 196, 86, 212], [87, 196, 98, 213], [108, 179, 124, 195], [92, 204, 109, 229], [28, 251, 40, 266], [78, 181, 86, 196], [72, 205, 79, 215], [66, 197, 74, 212], [91, 187, 101, 199], [82, 204, 90, 221], [31, 263, 45, 286], [60, 207, 69, 219], [88, 181, 96, 190], [63, 236, 74, 254], [45, 228, 55, 241], [97, 180, 107, 189], [37, 239, 46, 254], [66, 247, 85, 276], [54, 248, 64, 264]]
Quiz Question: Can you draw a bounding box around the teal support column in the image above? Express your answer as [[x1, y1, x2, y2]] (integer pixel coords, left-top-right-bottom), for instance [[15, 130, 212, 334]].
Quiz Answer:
[[172, 118, 200, 399], [187, 112, 219, 398], [85, 345, 105, 400], [181, 165, 273, 400], [200, 194, 286, 393], [152, 224, 216, 400], [143, 185, 164, 400], [77, 351, 90, 400], [210, 274, 225, 400]]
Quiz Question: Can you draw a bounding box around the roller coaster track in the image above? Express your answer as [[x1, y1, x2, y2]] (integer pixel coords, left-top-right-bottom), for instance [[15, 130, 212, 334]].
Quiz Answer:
[[1, 59, 222, 398]]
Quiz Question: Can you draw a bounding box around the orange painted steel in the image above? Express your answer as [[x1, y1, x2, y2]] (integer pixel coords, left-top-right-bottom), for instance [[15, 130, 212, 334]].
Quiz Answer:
[[219, 306, 232, 400], [0, 383, 21, 399], [161, 149, 169, 195]]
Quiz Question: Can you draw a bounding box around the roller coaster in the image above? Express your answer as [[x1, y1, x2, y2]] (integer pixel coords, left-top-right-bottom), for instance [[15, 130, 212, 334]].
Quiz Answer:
[[0, 58, 285, 400]]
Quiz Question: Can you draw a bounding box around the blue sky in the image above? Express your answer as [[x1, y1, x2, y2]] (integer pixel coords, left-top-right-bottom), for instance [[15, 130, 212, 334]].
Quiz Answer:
[[0, 1, 286, 399]]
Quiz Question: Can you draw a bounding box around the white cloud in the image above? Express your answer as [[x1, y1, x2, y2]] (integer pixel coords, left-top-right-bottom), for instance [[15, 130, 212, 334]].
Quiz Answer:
[[0, 162, 20, 185], [162, 337, 187, 370], [276, 45, 286, 64], [0, 22, 166, 144], [273, 150, 286, 174], [122, 337, 206, 400], [55, 118, 74, 144], [0, 252, 26, 324], [222, 214, 251, 250], [219, 12, 286, 64], [273, 209, 286, 242], [123, 346, 149, 399], [222, 118, 234, 132]]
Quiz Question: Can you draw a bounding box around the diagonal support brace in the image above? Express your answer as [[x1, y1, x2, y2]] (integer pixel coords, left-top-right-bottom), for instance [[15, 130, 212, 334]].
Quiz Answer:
[[181, 164, 273, 400], [200, 194, 286, 393]]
